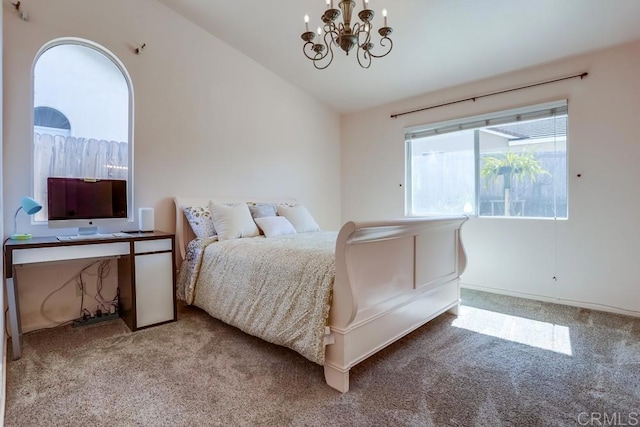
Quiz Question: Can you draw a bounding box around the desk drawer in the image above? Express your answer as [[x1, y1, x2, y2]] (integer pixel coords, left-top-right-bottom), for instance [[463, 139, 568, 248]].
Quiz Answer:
[[13, 242, 130, 264], [135, 239, 172, 254]]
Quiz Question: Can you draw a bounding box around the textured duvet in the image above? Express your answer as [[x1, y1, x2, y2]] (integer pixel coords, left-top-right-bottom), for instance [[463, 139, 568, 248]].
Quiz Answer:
[[177, 232, 337, 365]]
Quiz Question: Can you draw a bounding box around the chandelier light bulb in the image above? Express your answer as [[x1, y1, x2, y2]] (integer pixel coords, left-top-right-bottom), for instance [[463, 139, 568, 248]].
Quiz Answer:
[[304, 14, 309, 31], [382, 8, 388, 26], [326, 0, 330, 9]]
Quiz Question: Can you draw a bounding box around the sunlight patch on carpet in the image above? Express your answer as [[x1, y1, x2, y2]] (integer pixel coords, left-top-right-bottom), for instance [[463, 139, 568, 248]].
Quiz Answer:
[[452, 306, 573, 355]]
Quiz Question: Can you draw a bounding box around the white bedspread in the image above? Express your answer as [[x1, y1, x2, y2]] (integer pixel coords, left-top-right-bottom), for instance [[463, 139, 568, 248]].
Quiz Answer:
[[177, 232, 337, 365]]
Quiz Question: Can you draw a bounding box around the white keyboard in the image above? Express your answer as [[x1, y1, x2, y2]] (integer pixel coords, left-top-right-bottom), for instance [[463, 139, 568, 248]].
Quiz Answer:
[[57, 232, 131, 241]]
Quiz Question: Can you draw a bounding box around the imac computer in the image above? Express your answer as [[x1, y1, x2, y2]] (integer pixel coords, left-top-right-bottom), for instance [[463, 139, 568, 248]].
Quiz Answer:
[[47, 177, 129, 239]]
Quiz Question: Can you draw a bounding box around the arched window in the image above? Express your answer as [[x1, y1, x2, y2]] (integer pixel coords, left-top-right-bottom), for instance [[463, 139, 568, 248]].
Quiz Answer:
[[32, 38, 133, 223]]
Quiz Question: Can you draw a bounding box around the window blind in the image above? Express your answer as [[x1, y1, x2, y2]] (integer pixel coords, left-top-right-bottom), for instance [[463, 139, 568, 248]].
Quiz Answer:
[[405, 100, 568, 141]]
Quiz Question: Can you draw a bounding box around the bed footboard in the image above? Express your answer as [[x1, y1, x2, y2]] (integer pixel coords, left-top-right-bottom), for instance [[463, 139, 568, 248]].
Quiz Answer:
[[324, 216, 468, 392]]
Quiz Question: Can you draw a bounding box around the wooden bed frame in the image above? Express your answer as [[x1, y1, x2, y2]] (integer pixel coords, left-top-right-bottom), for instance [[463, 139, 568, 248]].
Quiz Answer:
[[174, 198, 468, 392]]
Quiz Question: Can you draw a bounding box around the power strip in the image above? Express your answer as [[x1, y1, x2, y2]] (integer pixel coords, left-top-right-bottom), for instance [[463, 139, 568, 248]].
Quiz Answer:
[[72, 312, 119, 328]]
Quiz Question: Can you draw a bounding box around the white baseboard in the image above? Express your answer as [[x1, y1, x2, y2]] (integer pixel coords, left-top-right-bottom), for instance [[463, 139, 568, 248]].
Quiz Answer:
[[461, 283, 640, 318]]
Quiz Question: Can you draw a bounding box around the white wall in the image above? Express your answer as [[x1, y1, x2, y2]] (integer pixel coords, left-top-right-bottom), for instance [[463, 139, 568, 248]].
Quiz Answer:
[[342, 40, 640, 316], [3, 0, 341, 331]]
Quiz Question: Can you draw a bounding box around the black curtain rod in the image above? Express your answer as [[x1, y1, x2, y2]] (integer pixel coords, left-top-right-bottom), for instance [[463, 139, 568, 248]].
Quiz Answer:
[[390, 72, 588, 119]]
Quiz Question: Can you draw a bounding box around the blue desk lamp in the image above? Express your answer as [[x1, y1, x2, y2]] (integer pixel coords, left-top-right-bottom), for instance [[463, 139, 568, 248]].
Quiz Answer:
[[11, 196, 43, 240]]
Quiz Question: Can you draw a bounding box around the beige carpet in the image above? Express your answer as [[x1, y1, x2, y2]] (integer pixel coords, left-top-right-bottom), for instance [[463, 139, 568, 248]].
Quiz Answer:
[[5, 289, 640, 426]]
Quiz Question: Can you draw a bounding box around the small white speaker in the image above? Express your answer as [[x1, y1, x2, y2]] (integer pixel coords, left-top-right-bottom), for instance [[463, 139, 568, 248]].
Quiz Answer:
[[138, 207, 154, 232]]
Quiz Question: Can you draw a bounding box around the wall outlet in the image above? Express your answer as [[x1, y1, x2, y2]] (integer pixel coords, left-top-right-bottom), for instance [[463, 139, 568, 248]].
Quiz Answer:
[[76, 283, 87, 297]]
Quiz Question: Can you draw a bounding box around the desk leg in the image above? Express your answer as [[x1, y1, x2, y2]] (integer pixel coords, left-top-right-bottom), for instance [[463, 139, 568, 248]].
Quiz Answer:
[[6, 276, 22, 360]]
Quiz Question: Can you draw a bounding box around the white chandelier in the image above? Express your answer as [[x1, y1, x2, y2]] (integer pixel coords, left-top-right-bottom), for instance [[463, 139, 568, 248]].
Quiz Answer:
[[301, 0, 393, 69]]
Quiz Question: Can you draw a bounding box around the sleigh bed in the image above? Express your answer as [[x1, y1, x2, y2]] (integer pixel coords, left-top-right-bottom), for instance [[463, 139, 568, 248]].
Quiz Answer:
[[174, 197, 468, 392]]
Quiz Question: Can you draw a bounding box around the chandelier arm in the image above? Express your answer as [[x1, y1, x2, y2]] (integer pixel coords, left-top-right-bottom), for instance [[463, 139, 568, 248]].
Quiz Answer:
[[311, 31, 335, 70], [302, 27, 335, 63], [354, 22, 372, 45], [325, 26, 341, 51], [365, 37, 393, 59], [303, 45, 329, 62], [336, 22, 346, 44], [356, 44, 372, 69], [302, 41, 320, 61], [313, 55, 333, 70], [325, 22, 338, 43]]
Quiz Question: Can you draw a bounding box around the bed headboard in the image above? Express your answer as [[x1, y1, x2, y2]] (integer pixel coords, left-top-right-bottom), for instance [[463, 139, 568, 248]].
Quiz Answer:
[[173, 197, 298, 261]]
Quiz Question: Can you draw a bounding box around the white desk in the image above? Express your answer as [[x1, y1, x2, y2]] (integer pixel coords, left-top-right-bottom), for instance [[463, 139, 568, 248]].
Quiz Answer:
[[3, 231, 176, 359]]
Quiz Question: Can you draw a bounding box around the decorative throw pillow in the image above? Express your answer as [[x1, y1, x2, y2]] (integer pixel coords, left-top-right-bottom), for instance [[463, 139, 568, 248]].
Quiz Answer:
[[209, 202, 260, 240], [183, 205, 216, 239], [247, 202, 277, 219], [254, 216, 297, 238], [276, 204, 320, 233]]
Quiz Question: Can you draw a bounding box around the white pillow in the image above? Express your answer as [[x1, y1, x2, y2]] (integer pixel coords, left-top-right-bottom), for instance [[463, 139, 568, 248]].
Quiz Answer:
[[254, 216, 297, 238], [209, 202, 260, 240], [276, 204, 320, 233]]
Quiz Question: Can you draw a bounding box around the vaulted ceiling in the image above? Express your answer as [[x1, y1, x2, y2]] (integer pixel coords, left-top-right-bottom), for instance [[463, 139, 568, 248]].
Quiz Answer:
[[156, 0, 640, 114]]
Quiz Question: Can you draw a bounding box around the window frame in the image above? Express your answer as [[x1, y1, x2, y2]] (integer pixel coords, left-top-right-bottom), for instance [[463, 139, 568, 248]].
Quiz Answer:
[[31, 37, 135, 224], [405, 100, 568, 219]]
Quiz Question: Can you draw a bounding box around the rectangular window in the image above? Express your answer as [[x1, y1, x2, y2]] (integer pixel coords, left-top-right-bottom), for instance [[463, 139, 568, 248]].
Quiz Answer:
[[406, 100, 567, 219]]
